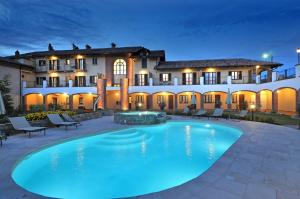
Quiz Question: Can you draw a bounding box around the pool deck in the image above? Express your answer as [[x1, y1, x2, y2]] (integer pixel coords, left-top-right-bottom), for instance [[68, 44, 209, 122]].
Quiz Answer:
[[1, 116, 300, 199]]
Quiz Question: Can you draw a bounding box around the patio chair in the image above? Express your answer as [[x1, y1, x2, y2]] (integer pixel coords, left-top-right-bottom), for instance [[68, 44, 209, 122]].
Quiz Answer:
[[235, 110, 248, 119], [47, 114, 78, 130], [193, 109, 208, 117], [8, 117, 46, 138], [61, 113, 81, 125], [208, 108, 224, 119]]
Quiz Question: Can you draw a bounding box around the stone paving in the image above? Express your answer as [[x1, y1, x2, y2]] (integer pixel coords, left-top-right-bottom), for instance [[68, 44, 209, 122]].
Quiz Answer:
[[1, 116, 300, 199]]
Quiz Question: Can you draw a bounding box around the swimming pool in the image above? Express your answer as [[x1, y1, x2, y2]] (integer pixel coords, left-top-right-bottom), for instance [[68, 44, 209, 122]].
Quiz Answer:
[[12, 121, 242, 199]]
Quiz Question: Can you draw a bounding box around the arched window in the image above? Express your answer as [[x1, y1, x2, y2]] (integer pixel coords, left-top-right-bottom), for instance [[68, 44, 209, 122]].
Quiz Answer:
[[113, 59, 127, 75]]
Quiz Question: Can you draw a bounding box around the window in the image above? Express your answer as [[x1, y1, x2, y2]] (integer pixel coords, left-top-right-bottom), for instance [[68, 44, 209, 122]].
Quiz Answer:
[[204, 94, 213, 103], [89, 75, 97, 85], [75, 59, 86, 70], [79, 97, 84, 105], [135, 95, 144, 103], [141, 56, 147, 68], [113, 59, 126, 75], [179, 95, 188, 104], [204, 72, 217, 85], [157, 95, 165, 104], [52, 97, 58, 105], [92, 58, 98, 65], [185, 73, 193, 85], [229, 71, 242, 80], [36, 77, 46, 85], [160, 73, 171, 82], [232, 94, 238, 103], [75, 76, 86, 87], [49, 77, 59, 87], [65, 59, 70, 65], [135, 74, 148, 86], [49, 60, 59, 70], [38, 60, 46, 66]]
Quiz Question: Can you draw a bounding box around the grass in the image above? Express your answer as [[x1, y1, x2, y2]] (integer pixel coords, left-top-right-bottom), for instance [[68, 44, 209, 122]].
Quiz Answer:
[[251, 112, 299, 125]]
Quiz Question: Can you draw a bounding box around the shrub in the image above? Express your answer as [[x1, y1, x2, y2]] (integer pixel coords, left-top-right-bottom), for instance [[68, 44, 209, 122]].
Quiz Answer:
[[25, 110, 76, 121], [29, 104, 46, 112], [264, 117, 275, 124]]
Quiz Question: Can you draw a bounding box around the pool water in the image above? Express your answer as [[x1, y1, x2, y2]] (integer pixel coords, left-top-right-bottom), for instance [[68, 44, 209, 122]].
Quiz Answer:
[[12, 121, 242, 199]]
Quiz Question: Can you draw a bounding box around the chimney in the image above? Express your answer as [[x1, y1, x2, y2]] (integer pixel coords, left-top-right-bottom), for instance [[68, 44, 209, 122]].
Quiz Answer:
[[111, 42, 116, 48], [15, 50, 20, 57], [72, 43, 79, 50], [48, 43, 54, 51], [85, 44, 92, 49]]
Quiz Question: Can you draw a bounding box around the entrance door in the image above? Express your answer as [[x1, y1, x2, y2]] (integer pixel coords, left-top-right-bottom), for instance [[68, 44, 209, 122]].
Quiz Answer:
[[239, 94, 245, 110], [146, 95, 152, 110], [215, 95, 221, 108], [168, 95, 173, 110]]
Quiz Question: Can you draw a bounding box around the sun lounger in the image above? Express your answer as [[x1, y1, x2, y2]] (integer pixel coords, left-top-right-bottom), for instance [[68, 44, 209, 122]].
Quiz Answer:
[[235, 110, 248, 118], [47, 114, 78, 130], [8, 117, 46, 138], [193, 109, 207, 117], [61, 113, 80, 125], [208, 108, 224, 119]]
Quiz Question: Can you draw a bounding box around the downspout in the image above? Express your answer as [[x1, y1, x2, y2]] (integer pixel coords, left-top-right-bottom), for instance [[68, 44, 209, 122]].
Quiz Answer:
[[19, 65, 23, 111]]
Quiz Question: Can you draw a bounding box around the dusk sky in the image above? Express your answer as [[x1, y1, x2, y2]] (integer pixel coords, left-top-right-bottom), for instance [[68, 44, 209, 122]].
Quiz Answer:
[[0, 0, 300, 69]]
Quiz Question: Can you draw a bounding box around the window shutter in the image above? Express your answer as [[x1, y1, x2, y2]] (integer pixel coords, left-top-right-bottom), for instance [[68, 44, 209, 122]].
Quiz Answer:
[[144, 74, 148, 86], [193, 72, 197, 84], [83, 59, 86, 70], [168, 73, 172, 81], [57, 60, 60, 70], [202, 72, 206, 84], [57, 77, 60, 87], [134, 74, 138, 86], [182, 73, 186, 85], [49, 77, 52, 87], [142, 57, 147, 68], [83, 76, 86, 86], [75, 76, 78, 87], [90, 76, 93, 84], [228, 71, 232, 76], [75, 59, 78, 69], [49, 60, 52, 70], [217, 72, 221, 84], [36, 77, 39, 85], [238, 71, 242, 79], [159, 74, 163, 81]]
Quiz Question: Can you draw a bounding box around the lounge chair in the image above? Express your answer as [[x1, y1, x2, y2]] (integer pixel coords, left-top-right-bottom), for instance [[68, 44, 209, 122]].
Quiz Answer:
[[47, 114, 78, 130], [193, 109, 208, 117], [61, 113, 80, 125], [8, 117, 46, 138], [0, 131, 6, 147], [208, 108, 224, 119], [235, 110, 248, 119]]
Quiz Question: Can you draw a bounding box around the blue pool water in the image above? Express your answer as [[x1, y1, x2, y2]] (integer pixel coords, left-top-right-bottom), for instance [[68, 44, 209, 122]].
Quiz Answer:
[[12, 121, 242, 199]]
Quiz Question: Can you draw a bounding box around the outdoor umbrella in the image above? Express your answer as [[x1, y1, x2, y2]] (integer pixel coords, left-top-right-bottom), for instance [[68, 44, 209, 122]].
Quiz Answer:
[[226, 88, 232, 119], [191, 91, 196, 109], [0, 91, 6, 115]]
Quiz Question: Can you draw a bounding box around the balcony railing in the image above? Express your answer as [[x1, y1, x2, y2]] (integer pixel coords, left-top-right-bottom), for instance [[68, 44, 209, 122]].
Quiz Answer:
[[276, 68, 295, 81]]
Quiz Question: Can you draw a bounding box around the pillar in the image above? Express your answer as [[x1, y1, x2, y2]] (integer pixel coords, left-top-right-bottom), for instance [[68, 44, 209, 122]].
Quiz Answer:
[[97, 78, 107, 109], [296, 89, 300, 114], [43, 95, 47, 110], [147, 94, 153, 110], [256, 75, 261, 84], [256, 92, 260, 111], [120, 78, 129, 111], [200, 94, 204, 109], [272, 91, 278, 112], [296, 64, 300, 78], [227, 76, 232, 84], [22, 95, 27, 111], [174, 94, 178, 112], [271, 71, 277, 82], [69, 94, 73, 110]]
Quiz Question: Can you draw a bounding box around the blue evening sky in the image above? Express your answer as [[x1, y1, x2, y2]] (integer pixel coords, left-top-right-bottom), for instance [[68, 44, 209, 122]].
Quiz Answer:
[[0, 0, 300, 69]]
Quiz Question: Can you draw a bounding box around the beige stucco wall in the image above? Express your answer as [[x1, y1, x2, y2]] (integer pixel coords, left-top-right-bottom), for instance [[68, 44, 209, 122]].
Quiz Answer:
[[277, 88, 296, 114], [260, 90, 272, 112]]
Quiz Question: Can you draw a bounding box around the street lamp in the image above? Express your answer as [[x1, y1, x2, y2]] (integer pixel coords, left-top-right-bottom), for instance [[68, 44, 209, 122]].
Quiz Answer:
[[250, 104, 256, 121], [297, 48, 300, 65], [262, 53, 273, 62]]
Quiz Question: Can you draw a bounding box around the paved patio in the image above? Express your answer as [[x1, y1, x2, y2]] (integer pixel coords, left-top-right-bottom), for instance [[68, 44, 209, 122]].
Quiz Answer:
[[1, 116, 300, 199]]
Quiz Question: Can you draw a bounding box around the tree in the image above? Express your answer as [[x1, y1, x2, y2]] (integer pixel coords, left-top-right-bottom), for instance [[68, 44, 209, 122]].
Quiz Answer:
[[0, 75, 14, 113]]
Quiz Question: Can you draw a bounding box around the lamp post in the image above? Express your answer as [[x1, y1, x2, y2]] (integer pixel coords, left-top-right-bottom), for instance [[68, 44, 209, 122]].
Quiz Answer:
[[250, 104, 256, 121], [297, 48, 300, 65]]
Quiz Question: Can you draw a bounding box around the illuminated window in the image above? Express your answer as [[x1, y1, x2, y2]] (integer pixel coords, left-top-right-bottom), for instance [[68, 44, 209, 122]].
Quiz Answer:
[[179, 95, 188, 104], [65, 59, 70, 65], [135, 95, 144, 103], [204, 94, 213, 103], [157, 95, 165, 104], [113, 59, 127, 75], [232, 94, 238, 103], [79, 97, 84, 105], [160, 73, 171, 82], [229, 71, 242, 80], [38, 60, 46, 66], [92, 58, 98, 65]]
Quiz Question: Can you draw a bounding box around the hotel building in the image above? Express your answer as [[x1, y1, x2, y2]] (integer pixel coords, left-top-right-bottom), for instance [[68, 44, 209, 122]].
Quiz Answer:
[[3, 44, 300, 115]]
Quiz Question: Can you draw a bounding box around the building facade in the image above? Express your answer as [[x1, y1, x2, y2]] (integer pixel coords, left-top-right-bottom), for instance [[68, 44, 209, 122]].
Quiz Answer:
[[6, 44, 300, 115]]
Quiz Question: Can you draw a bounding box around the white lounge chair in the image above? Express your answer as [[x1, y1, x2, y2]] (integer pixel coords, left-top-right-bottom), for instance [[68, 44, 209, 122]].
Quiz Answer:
[[208, 108, 224, 119], [8, 117, 46, 138], [47, 114, 78, 130], [193, 109, 207, 117], [235, 110, 248, 118]]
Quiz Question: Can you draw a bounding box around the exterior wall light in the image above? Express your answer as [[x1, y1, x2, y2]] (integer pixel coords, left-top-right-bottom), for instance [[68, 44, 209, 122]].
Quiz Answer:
[[250, 103, 256, 121]]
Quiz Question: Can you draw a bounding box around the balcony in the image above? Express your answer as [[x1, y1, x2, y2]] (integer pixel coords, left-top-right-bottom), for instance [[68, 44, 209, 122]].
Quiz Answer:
[[276, 68, 295, 81]]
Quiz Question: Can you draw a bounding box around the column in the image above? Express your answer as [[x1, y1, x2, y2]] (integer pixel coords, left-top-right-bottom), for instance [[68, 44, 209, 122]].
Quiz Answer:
[[200, 77, 204, 85], [43, 95, 47, 110], [174, 77, 178, 86], [227, 76, 232, 84], [147, 94, 153, 110], [120, 78, 129, 111], [69, 94, 73, 110], [200, 94, 204, 109], [22, 95, 27, 111], [97, 78, 107, 109], [271, 71, 277, 82], [296, 64, 300, 78], [256, 92, 260, 111], [256, 75, 261, 84], [174, 94, 178, 112], [272, 91, 278, 113], [296, 89, 300, 114]]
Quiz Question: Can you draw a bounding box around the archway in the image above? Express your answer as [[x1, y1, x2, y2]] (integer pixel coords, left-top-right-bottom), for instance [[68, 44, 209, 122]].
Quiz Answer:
[[276, 88, 296, 115]]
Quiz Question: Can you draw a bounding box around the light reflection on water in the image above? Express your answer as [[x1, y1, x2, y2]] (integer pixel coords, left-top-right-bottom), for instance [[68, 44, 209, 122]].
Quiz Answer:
[[185, 125, 192, 157]]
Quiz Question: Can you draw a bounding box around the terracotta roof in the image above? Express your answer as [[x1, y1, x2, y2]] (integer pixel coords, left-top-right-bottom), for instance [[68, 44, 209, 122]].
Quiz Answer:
[[8, 46, 165, 59], [0, 57, 33, 70], [156, 58, 282, 70]]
